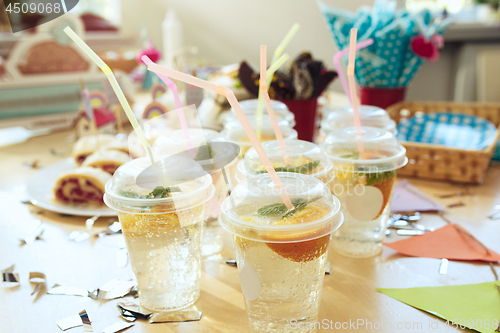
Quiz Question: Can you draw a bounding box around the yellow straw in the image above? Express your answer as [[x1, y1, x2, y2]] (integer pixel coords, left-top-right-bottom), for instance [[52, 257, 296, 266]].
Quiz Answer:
[[255, 53, 289, 139], [64, 27, 155, 164], [255, 23, 299, 139]]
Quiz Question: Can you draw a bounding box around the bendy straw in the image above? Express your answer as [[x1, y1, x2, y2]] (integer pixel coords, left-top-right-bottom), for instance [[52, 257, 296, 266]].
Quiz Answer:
[[141, 56, 193, 152], [144, 59, 294, 210], [255, 53, 289, 139], [347, 28, 365, 159], [260, 45, 290, 164], [333, 38, 373, 106], [64, 27, 156, 164]]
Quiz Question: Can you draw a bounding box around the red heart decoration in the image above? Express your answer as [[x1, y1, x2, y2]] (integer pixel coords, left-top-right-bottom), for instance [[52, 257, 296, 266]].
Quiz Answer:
[[411, 34, 443, 62]]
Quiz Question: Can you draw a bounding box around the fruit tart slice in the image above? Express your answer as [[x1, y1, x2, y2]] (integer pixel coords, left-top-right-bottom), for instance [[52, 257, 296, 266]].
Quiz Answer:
[[53, 167, 111, 205]]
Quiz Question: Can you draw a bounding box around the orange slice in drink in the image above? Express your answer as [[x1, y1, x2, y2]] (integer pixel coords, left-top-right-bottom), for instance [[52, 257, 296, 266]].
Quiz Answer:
[[119, 211, 180, 237], [372, 175, 396, 220], [263, 202, 331, 263]]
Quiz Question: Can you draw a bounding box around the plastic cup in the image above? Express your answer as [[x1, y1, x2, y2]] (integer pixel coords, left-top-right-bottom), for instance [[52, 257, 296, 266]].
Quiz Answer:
[[321, 127, 407, 258], [224, 99, 296, 127], [219, 173, 343, 332], [104, 157, 214, 311], [236, 139, 334, 187], [317, 105, 397, 143], [152, 128, 237, 257], [222, 117, 298, 157]]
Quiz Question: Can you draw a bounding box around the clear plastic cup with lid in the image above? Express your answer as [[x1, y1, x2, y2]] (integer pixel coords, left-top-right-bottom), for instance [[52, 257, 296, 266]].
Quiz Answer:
[[235, 139, 334, 186], [224, 99, 296, 127], [317, 105, 397, 143], [221, 117, 298, 157], [152, 128, 238, 257], [219, 172, 342, 332], [104, 156, 214, 311], [321, 126, 407, 258]]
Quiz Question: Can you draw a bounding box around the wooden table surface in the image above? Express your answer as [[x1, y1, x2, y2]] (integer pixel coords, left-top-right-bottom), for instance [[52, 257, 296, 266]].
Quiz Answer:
[[1, 130, 499, 333]]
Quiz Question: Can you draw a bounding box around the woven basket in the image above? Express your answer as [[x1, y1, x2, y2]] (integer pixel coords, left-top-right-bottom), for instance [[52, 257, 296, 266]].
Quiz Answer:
[[386, 101, 500, 184]]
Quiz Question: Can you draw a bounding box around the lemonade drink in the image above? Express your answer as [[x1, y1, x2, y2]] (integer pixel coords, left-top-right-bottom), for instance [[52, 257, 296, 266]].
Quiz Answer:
[[104, 157, 214, 311], [219, 173, 342, 332], [321, 127, 407, 258]]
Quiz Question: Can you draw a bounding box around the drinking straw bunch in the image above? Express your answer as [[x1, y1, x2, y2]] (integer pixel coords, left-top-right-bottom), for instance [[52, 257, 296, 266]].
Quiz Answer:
[[318, 0, 451, 88]]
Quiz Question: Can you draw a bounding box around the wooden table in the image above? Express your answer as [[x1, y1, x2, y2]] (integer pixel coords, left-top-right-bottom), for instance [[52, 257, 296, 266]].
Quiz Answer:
[[1, 130, 499, 332]]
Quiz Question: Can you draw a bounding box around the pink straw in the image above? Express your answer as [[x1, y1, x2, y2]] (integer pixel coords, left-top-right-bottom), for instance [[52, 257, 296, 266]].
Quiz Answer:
[[141, 56, 192, 151], [347, 28, 365, 159], [333, 38, 373, 106], [260, 45, 290, 164], [144, 58, 294, 210]]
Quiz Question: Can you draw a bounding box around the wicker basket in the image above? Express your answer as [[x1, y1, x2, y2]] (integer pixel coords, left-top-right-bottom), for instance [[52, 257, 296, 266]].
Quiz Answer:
[[386, 101, 500, 184]]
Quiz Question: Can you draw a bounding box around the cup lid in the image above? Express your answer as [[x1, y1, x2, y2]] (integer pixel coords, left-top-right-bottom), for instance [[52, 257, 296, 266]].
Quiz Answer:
[[240, 140, 334, 182], [104, 156, 214, 214], [221, 122, 298, 145], [224, 114, 292, 129], [321, 105, 397, 135], [219, 172, 343, 242], [152, 128, 223, 156], [321, 126, 407, 172], [226, 99, 295, 124]]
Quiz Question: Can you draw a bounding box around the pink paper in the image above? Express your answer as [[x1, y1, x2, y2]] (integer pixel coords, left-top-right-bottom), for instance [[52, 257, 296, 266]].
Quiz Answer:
[[390, 179, 445, 212]]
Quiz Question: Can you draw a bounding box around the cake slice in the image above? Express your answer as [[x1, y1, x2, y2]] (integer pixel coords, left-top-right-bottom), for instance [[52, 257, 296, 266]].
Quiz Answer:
[[53, 167, 111, 205], [72, 135, 128, 165], [82, 150, 130, 175]]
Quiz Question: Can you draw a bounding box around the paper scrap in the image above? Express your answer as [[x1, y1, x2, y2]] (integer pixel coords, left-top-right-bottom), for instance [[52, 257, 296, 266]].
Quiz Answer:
[[150, 311, 202, 323], [377, 281, 500, 333], [101, 321, 134, 333], [390, 179, 446, 212], [56, 314, 82, 331], [384, 223, 500, 262], [2, 265, 20, 288]]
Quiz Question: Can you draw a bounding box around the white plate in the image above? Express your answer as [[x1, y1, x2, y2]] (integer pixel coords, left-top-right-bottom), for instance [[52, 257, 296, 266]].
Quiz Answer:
[[25, 158, 116, 217]]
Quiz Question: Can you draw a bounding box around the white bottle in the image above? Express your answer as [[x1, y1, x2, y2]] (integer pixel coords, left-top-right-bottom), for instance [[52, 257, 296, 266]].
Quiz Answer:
[[162, 10, 184, 69]]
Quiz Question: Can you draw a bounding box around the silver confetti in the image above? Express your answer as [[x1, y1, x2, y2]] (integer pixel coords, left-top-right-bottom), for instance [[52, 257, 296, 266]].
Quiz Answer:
[[89, 279, 135, 300], [220, 257, 237, 266], [86, 215, 100, 231], [80, 310, 93, 333], [29, 272, 46, 296], [20, 220, 44, 245], [489, 212, 500, 220], [439, 258, 449, 275], [117, 301, 152, 319], [396, 229, 426, 236], [48, 284, 89, 297], [2, 265, 20, 288], [120, 315, 136, 322], [149, 310, 202, 323], [324, 261, 332, 275], [101, 321, 134, 333], [97, 222, 122, 238], [56, 314, 82, 331], [69, 231, 90, 242]]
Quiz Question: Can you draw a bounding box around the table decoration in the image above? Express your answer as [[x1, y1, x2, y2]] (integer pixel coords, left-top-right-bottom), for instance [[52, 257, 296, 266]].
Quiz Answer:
[[384, 223, 500, 262], [378, 281, 500, 333]]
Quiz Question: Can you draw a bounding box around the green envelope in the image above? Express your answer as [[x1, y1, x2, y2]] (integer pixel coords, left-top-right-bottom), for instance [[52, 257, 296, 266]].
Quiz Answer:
[[377, 281, 500, 333]]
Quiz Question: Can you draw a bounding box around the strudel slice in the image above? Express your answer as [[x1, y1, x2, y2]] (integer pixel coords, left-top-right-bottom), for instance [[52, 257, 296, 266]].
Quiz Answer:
[[72, 135, 128, 165], [82, 150, 130, 175], [54, 167, 111, 205]]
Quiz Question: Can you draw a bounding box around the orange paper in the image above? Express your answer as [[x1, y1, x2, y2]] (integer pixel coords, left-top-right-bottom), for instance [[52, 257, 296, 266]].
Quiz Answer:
[[384, 224, 500, 262]]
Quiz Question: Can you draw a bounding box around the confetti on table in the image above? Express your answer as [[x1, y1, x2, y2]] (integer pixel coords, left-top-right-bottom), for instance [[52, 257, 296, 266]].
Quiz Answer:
[[2, 264, 19, 288], [101, 321, 134, 333]]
